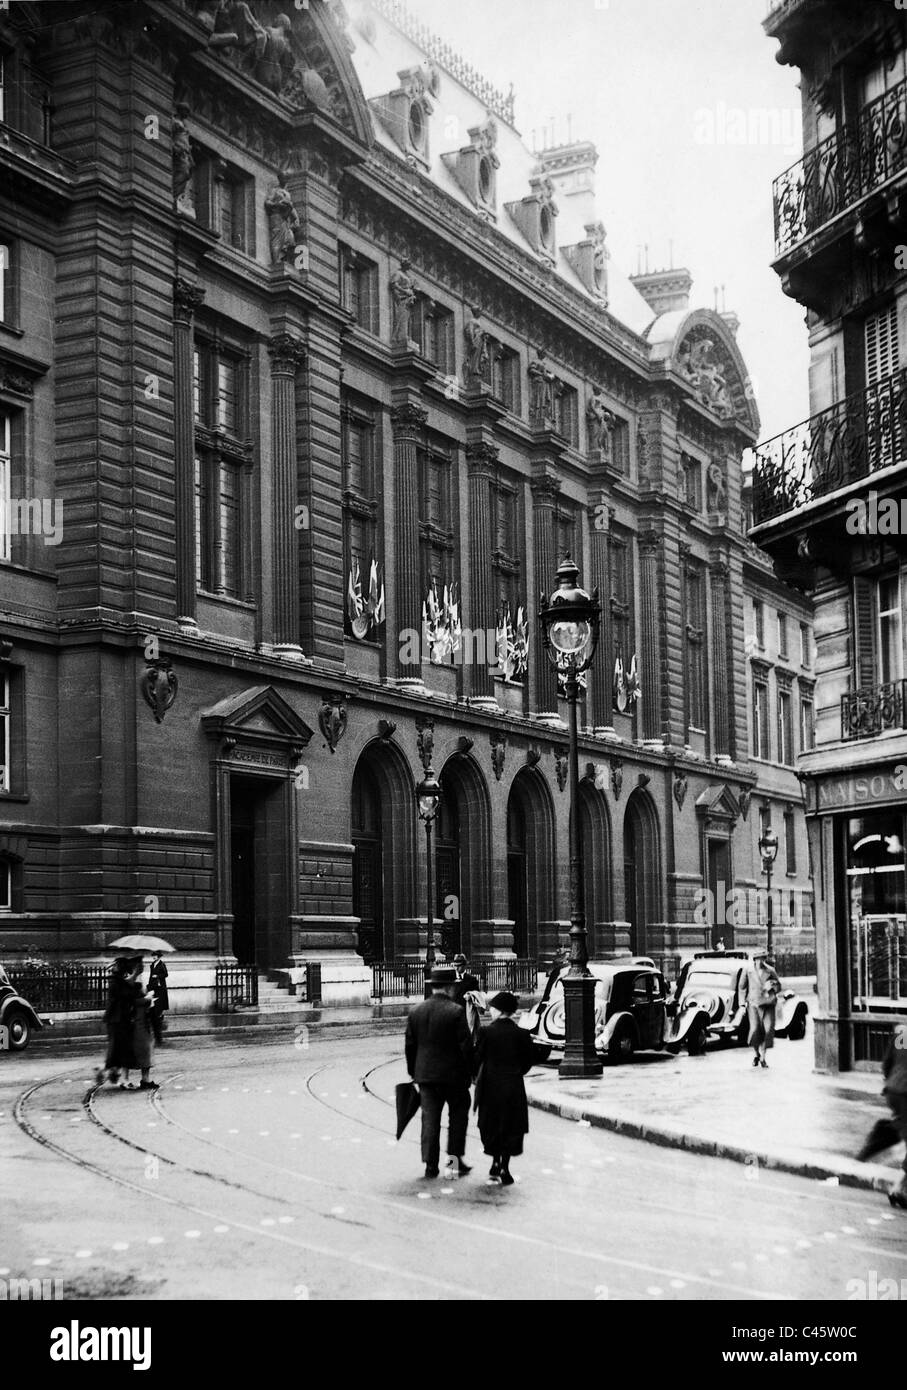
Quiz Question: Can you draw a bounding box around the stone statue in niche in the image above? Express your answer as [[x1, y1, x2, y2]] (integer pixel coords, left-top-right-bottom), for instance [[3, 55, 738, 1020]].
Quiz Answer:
[[529, 348, 556, 425], [389, 258, 417, 347], [172, 102, 194, 203], [264, 171, 301, 265], [196, 4, 295, 97], [707, 460, 727, 512], [463, 304, 488, 384], [253, 14, 295, 94], [586, 386, 616, 458]]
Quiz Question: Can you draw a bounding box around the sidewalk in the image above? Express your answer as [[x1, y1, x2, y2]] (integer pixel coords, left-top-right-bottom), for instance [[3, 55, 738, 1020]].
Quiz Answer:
[[524, 1018, 904, 1193], [29, 1002, 414, 1048]]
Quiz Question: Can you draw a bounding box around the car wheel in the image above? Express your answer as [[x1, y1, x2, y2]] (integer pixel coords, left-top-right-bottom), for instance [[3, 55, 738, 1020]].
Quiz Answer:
[[607, 1021, 635, 1064], [686, 1019, 707, 1056], [786, 1006, 807, 1042], [4, 1011, 31, 1051]]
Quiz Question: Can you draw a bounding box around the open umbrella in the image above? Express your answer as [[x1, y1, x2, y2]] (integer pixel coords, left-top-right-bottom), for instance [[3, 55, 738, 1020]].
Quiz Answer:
[[395, 1081, 421, 1140], [109, 934, 175, 955]]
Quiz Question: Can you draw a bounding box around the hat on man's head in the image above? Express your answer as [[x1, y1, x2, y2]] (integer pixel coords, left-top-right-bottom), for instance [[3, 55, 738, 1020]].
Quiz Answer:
[[452, 953, 468, 966], [429, 965, 458, 987], [488, 990, 519, 1015]]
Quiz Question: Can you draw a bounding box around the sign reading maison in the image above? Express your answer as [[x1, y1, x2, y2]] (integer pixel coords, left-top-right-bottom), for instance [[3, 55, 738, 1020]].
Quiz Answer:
[[817, 764, 907, 809]]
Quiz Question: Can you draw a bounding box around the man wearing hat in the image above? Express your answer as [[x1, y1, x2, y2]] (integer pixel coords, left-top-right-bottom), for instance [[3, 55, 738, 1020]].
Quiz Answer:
[[404, 965, 475, 1179]]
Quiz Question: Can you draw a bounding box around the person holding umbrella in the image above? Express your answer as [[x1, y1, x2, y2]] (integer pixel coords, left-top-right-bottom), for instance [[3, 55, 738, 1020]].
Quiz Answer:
[[98, 956, 156, 1089]]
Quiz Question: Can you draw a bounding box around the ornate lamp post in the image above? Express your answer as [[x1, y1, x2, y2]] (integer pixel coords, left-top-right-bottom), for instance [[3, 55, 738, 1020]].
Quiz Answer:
[[759, 823, 779, 958], [538, 557, 603, 1079], [417, 768, 442, 996]]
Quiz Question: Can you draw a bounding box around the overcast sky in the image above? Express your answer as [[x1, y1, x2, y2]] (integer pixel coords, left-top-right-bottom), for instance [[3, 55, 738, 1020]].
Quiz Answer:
[[405, 0, 810, 443]]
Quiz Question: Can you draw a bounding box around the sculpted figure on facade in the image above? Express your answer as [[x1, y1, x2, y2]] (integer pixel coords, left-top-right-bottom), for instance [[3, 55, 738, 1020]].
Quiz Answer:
[[707, 460, 727, 511], [172, 102, 194, 202], [463, 304, 488, 384], [264, 171, 301, 265], [586, 386, 616, 458], [677, 337, 734, 419], [529, 348, 556, 425], [389, 258, 417, 346]]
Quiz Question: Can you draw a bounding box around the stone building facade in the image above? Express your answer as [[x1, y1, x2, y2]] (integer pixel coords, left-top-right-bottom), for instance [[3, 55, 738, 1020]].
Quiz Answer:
[[753, 0, 907, 1069], [0, 0, 809, 1007]]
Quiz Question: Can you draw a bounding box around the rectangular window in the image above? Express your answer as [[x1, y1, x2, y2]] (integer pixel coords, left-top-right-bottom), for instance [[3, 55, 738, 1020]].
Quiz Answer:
[[610, 531, 634, 704], [753, 677, 769, 758], [193, 154, 254, 255], [488, 341, 521, 414], [0, 240, 10, 323], [556, 508, 576, 567], [0, 858, 9, 911], [800, 622, 811, 668], [865, 304, 900, 388], [753, 599, 764, 647], [418, 300, 455, 375], [0, 669, 9, 794], [418, 439, 454, 593], [684, 565, 706, 730], [609, 416, 630, 474], [681, 454, 702, 510], [846, 811, 907, 1009], [557, 385, 579, 447], [800, 696, 815, 752], [341, 398, 380, 641], [193, 337, 249, 599], [784, 810, 796, 874], [777, 612, 788, 659], [878, 573, 902, 684], [0, 413, 10, 565], [777, 687, 794, 764], [340, 248, 380, 335]]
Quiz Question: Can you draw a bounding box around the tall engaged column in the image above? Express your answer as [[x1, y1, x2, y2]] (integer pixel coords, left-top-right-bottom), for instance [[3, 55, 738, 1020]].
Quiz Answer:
[[268, 333, 306, 656], [531, 473, 560, 715], [391, 402, 427, 684], [710, 559, 730, 758], [173, 278, 205, 633], [587, 497, 611, 729], [639, 530, 663, 742], [466, 441, 498, 702]]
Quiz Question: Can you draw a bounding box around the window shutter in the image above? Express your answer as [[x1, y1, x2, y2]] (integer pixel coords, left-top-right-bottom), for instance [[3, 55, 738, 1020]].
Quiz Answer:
[[853, 575, 876, 689], [865, 306, 899, 388]]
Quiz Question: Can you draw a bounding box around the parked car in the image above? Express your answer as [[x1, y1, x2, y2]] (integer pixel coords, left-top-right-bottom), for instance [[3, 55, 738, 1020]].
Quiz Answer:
[[518, 959, 711, 1063], [672, 950, 808, 1046], [0, 964, 48, 1052]]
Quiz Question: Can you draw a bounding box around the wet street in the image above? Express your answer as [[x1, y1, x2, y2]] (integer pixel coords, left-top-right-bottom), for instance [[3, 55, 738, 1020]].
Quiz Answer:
[[1, 1030, 905, 1302]]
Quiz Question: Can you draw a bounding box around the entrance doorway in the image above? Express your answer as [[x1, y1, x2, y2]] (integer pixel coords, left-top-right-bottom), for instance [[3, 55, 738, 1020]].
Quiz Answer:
[[435, 786, 461, 959], [623, 791, 660, 957], [228, 775, 289, 973], [352, 760, 384, 962], [707, 838, 733, 948], [507, 796, 528, 958]]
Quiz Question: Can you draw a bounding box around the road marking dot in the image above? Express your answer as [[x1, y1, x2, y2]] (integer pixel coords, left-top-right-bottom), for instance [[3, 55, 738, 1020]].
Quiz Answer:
[[867, 1218, 882, 1226], [213, 1226, 229, 1234], [350, 1137, 362, 1144], [330, 1206, 345, 1215], [277, 1216, 294, 1225], [340, 1092, 348, 1098], [0, 1268, 8, 1275], [796, 1239, 812, 1249], [175, 1086, 183, 1091], [228, 1128, 239, 1134], [417, 1193, 432, 1200], [75, 1250, 92, 1259], [441, 1187, 454, 1194], [184, 1231, 201, 1239], [882, 1214, 896, 1222], [823, 1231, 837, 1240], [647, 1286, 663, 1296], [200, 1127, 211, 1133], [220, 1088, 230, 1093], [195, 1086, 204, 1091], [670, 1279, 686, 1289], [561, 1164, 575, 1171], [148, 1236, 164, 1245], [147, 1122, 157, 1128], [604, 1156, 616, 1164], [69, 1118, 82, 1124], [242, 1088, 250, 1094], [541, 1168, 555, 1175], [33, 1258, 51, 1266], [290, 1133, 301, 1140], [773, 1246, 788, 1255], [731, 1260, 747, 1271], [264, 1089, 272, 1094], [260, 1217, 276, 1226], [841, 1226, 857, 1234], [754, 1253, 769, 1262], [320, 1135, 332, 1142], [288, 1089, 297, 1095], [708, 1268, 723, 1277], [259, 1130, 270, 1137]]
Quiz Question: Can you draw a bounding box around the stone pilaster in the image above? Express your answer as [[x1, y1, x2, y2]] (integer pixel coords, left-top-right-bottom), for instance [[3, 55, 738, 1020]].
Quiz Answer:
[[639, 529, 663, 742], [466, 440, 498, 700], [710, 557, 731, 758], [173, 278, 205, 633], [587, 496, 612, 729], [531, 472, 561, 714], [268, 333, 306, 655], [391, 402, 428, 683]]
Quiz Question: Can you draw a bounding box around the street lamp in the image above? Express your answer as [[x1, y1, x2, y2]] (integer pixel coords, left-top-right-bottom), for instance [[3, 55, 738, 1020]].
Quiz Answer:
[[417, 767, 442, 996], [539, 556, 603, 1079], [759, 823, 779, 959]]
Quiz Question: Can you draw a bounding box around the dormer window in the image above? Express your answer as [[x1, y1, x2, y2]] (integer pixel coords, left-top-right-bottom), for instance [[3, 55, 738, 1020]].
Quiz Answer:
[[370, 65, 436, 170], [505, 174, 558, 262], [442, 118, 499, 217]]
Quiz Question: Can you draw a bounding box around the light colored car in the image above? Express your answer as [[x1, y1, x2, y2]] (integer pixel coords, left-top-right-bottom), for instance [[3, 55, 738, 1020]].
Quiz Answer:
[[519, 960, 710, 1063], [672, 950, 808, 1045]]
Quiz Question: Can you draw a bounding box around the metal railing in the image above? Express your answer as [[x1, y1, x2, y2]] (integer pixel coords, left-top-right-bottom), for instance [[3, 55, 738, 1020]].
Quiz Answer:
[[215, 962, 258, 1012], [772, 950, 817, 977], [753, 367, 907, 524], [371, 959, 537, 1001], [5, 963, 111, 1012], [842, 679, 907, 740], [773, 75, 907, 257]]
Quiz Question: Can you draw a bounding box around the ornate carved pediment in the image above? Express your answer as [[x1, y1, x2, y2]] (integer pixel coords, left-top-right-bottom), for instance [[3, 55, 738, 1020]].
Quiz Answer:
[[201, 684, 314, 766], [695, 783, 740, 823]]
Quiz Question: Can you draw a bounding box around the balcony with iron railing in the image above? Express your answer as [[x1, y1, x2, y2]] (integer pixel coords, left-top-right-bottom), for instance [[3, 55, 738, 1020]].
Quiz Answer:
[[842, 679, 907, 740], [773, 76, 907, 258], [752, 366, 907, 526]]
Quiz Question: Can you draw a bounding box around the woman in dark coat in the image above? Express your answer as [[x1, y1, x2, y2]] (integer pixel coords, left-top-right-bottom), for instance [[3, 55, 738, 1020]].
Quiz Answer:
[[474, 991, 535, 1186], [98, 957, 157, 1089]]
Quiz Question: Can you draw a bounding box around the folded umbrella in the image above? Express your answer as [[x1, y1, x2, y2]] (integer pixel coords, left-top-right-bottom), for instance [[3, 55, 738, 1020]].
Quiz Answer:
[[395, 1081, 421, 1140], [109, 934, 175, 955]]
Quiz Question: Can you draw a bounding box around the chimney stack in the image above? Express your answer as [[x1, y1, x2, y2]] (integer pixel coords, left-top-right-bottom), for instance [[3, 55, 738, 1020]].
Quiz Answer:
[[629, 266, 693, 316]]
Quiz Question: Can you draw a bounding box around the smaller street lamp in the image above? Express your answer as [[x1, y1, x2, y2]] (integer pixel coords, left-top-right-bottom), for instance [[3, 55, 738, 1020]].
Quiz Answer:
[[417, 768, 442, 996], [759, 823, 779, 959], [539, 556, 602, 1079]]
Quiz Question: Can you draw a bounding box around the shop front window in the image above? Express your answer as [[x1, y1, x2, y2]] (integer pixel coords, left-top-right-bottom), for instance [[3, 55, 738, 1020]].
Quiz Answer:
[[846, 812, 907, 1010]]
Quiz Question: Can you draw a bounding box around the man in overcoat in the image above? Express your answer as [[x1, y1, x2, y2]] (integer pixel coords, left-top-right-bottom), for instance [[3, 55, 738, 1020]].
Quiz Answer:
[[404, 965, 474, 1179]]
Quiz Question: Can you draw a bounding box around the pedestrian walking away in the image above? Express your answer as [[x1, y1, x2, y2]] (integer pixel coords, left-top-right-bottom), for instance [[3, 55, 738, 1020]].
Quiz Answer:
[[740, 954, 782, 1068], [148, 951, 170, 1045], [474, 990, 535, 1187], [856, 1023, 907, 1209], [404, 965, 474, 1179]]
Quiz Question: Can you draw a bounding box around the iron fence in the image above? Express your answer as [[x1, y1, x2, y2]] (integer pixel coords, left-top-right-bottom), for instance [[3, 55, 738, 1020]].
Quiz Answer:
[[772, 950, 817, 977], [472, 959, 537, 994], [371, 959, 537, 1001], [215, 962, 258, 1012], [6, 963, 111, 1012]]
